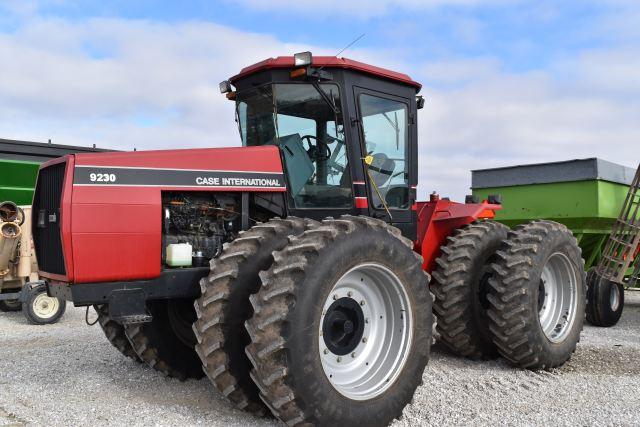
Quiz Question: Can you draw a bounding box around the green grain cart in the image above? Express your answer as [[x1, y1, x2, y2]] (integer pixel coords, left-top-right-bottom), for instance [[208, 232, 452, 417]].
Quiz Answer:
[[471, 158, 636, 275], [0, 159, 40, 204]]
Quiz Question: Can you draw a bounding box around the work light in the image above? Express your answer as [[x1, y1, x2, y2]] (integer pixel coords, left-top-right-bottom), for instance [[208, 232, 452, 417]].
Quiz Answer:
[[219, 80, 232, 94], [294, 51, 312, 67]]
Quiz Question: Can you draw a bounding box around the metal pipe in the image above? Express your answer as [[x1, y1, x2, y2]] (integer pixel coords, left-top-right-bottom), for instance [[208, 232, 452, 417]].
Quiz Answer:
[[0, 222, 21, 276], [0, 201, 19, 222], [17, 207, 36, 280]]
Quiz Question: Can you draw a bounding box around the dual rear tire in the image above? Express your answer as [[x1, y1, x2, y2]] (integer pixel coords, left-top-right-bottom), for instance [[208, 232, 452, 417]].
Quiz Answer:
[[194, 216, 432, 426], [486, 221, 585, 369], [432, 220, 508, 359], [434, 220, 586, 370], [245, 216, 432, 426]]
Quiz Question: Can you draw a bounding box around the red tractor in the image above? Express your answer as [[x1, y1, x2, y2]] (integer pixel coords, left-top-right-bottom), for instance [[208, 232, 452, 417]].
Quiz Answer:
[[33, 52, 586, 426]]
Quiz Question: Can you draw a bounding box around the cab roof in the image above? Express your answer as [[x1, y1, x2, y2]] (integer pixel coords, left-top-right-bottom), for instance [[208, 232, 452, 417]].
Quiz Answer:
[[230, 56, 421, 90]]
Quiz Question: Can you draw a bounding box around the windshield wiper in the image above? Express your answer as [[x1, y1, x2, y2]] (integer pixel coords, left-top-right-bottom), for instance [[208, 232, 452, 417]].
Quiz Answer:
[[311, 81, 340, 116]]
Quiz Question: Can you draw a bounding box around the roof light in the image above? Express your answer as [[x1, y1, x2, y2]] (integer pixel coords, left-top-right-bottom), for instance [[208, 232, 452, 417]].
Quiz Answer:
[[219, 80, 232, 94], [294, 51, 312, 67], [290, 68, 307, 79]]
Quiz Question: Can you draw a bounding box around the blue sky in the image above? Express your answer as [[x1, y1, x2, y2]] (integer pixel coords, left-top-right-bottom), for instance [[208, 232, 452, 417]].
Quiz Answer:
[[0, 0, 638, 199], [2, 1, 620, 73]]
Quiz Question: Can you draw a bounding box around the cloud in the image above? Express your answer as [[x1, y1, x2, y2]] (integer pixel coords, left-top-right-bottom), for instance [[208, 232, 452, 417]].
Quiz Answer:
[[0, 10, 638, 203], [0, 17, 319, 150], [232, 0, 520, 19], [415, 54, 640, 199]]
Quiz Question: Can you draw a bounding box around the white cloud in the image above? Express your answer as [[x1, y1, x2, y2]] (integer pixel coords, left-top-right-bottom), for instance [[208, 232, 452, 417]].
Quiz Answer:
[[0, 17, 318, 150], [232, 0, 520, 19], [415, 54, 640, 199], [0, 13, 638, 204]]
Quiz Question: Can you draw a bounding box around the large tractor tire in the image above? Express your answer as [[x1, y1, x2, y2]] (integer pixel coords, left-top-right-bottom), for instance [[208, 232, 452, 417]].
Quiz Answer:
[[487, 220, 586, 370], [22, 284, 66, 325], [0, 299, 22, 312], [193, 217, 309, 416], [246, 216, 432, 426], [94, 305, 141, 361], [432, 220, 508, 359], [585, 267, 624, 327], [125, 299, 204, 380]]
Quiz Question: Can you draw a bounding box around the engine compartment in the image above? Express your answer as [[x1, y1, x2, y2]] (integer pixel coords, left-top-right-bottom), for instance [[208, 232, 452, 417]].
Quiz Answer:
[[162, 192, 241, 267]]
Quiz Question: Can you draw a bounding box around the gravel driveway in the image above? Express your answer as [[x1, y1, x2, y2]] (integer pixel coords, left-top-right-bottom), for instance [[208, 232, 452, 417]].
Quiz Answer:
[[1, 292, 639, 426]]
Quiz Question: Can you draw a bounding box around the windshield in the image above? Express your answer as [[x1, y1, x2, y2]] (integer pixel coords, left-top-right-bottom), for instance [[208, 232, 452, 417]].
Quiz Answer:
[[236, 83, 352, 208]]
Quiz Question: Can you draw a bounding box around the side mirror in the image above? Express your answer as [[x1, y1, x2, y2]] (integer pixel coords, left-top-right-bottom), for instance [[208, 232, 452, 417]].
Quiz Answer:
[[416, 95, 425, 109]]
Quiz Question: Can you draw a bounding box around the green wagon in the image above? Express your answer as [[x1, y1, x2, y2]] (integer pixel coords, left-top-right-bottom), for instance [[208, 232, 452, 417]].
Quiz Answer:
[[0, 159, 40, 205], [471, 158, 636, 274]]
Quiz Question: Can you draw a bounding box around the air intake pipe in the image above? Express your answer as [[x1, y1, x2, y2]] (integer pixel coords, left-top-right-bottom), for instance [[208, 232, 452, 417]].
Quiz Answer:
[[0, 201, 20, 222], [0, 215, 22, 277]]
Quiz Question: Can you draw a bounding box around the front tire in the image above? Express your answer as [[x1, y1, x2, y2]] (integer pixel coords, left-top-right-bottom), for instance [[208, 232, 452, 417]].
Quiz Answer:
[[94, 305, 141, 361], [246, 216, 432, 426], [193, 217, 308, 415], [23, 284, 66, 325], [125, 299, 204, 380], [585, 268, 624, 327], [487, 220, 585, 369]]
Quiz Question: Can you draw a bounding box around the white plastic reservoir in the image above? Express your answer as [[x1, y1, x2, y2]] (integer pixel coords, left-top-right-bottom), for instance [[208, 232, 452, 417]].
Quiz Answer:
[[166, 243, 193, 267]]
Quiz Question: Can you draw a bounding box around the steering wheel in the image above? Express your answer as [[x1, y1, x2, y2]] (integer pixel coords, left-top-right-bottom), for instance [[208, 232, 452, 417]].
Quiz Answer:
[[302, 135, 331, 161]]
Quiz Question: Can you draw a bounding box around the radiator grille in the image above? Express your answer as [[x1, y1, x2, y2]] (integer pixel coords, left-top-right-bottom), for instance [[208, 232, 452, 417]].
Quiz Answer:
[[32, 161, 67, 276]]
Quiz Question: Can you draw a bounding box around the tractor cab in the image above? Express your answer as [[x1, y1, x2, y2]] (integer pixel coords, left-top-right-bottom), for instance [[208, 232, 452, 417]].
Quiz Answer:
[[222, 52, 423, 238]]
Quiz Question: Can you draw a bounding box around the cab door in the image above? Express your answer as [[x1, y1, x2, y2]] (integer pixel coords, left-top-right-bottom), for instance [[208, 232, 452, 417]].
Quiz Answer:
[[354, 88, 414, 227]]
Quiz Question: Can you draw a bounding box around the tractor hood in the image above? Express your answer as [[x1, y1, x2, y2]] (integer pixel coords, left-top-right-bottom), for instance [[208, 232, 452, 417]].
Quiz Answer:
[[32, 146, 286, 284], [72, 145, 286, 190]]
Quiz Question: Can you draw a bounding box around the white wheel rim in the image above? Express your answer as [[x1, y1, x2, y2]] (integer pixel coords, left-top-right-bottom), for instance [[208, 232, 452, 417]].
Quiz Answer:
[[610, 284, 621, 312], [538, 252, 578, 343], [32, 293, 60, 319], [318, 263, 413, 400]]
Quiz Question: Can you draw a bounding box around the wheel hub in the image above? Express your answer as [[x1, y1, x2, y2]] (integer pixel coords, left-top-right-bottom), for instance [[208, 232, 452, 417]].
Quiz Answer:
[[322, 298, 365, 356], [318, 263, 413, 401], [610, 283, 621, 311], [538, 252, 578, 343], [32, 293, 59, 319]]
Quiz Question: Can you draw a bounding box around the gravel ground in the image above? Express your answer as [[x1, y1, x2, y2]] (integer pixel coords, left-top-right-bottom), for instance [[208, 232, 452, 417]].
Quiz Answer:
[[1, 292, 639, 426]]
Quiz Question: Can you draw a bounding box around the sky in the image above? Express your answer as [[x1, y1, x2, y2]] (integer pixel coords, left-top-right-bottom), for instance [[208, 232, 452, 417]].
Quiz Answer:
[[0, 0, 639, 200]]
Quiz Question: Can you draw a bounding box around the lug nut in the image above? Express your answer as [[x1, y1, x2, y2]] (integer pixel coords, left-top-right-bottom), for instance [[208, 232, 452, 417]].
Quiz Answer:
[[333, 294, 338, 300], [362, 337, 367, 343], [351, 352, 356, 358], [337, 357, 342, 362], [323, 349, 328, 354], [347, 291, 353, 297], [365, 318, 369, 324], [360, 300, 365, 306]]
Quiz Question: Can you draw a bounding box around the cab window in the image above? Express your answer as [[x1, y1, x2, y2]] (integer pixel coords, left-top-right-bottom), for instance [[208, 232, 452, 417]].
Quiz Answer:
[[359, 94, 409, 209], [237, 83, 352, 209]]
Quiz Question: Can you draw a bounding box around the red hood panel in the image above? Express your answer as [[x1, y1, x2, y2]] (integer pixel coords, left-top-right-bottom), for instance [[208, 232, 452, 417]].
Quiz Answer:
[[74, 145, 283, 172], [72, 146, 286, 192]]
